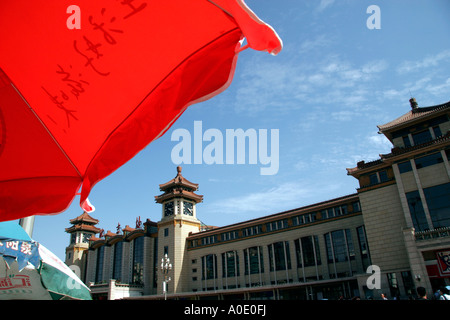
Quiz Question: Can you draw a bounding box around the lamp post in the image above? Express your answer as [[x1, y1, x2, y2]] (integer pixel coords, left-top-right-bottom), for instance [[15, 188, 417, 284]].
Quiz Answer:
[[161, 254, 172, 300]]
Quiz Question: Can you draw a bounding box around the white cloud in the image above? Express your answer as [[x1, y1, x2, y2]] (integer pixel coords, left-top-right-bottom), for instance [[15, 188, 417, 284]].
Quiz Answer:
[[317, 0, 335, 12], [397, 50, 450, 74], [362, 60, 388, 74], [367, 134, 392, 151], [425, 77, 450, 96], [207, 181, 341, 217], [234, 53, 389, 116], [299, 34, 333, 54], [331, 110, 359, 121]]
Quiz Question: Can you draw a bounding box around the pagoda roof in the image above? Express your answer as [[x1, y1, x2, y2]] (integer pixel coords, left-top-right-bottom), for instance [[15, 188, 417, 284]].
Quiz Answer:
[[377, 99, 450, 134], [155, 166, 203, 203], [69, 211, 99, 225], [65, 223, 102, 234], [158, 166, 199, 191], [155, 188, 203, 203]]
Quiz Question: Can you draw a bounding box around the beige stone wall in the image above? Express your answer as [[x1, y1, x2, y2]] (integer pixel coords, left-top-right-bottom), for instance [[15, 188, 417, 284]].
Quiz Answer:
[[358, 184, 409, 271], [185, 214, 365, 293], [143, 236, 156, 295], [416, 162, 449, 188], [157, 215, 201, 295]]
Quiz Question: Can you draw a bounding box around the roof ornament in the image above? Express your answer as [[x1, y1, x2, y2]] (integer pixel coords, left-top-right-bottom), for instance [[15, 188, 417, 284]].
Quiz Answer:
[[136, 216, 142, 229], [116, 222, 122, 234], [409, 97, 418, 110]]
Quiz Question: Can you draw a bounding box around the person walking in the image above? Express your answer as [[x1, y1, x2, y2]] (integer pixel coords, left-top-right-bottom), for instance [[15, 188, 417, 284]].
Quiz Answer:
[[416, 287, 427, 300], [439, 286, 450, 300]]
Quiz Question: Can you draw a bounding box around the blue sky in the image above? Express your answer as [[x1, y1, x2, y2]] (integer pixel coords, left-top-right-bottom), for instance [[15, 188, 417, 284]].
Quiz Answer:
[[27, 0, 450, 260]]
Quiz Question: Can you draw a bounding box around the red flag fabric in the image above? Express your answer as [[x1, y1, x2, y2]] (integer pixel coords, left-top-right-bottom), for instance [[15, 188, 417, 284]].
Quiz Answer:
[[0, 0, 282, 222]]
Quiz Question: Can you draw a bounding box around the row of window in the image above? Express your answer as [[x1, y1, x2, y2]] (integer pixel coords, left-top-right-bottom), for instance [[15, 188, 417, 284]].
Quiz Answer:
[[398, 150, 447, 173], [189, 201, 361, 248], [401, 125, 442, 148], [363, 149, 449, 187], [393, 115, 448, 148], [196, 227, 371, 281], [94, 236, 145, 285]]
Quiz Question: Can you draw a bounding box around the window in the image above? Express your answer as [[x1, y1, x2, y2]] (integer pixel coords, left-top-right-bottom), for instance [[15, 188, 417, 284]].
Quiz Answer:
[[295, 236, 321, 268], [268, 241, 291, 271], [112, 241, 123, 281], [401, 271, 415, 297], [368, 170, 389, 185], [357, 226, 371, 270], [423, 182, 450, 229], [82, 233, 91, 243], [201, 254, 217, 280], [412, 130, 432, 145], [222, 231, 238, 241], [266, 219, 288, 232], [164, 228, 169, 237], [324, 229, 355, 263], [95, 246, 105, 283], [242, 225, 262, 237], [387, 273, 400, 298], [379, 170, 388, 182], [415, 152, 443, 169], [222, 251, 239, 278], [327, 208, 335, 218], [70, 233, 76, 244], [433, 126, 442, 138], [352, 201, 361, 212], [402, 136, 411, 147], [398, 161, 412, 173], [132, 236, 144, 285], [406, 191, 428, 231], [244, 246, 264, 275], [201, 235, 216, 245], [334, 205, 348, 216], [292, 215, 304, 226], [369, 173, 378, 185]]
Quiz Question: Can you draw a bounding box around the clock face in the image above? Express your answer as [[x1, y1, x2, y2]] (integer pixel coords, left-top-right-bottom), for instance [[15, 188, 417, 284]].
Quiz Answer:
[[183, 202, 193, 216], [164, 202, 174, 216]]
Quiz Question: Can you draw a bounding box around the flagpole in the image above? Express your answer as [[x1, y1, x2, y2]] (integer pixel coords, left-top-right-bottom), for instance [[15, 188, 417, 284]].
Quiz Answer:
[[19, 216, 35, 238]]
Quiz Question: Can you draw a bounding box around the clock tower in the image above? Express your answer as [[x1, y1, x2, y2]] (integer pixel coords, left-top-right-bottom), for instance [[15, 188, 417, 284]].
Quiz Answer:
[[65, 211, 101, 282], [155, 166, 203, 295]]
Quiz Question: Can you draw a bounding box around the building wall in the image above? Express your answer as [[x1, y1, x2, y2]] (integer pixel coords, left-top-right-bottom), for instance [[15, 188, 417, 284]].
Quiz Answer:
[[358, 183, 409, 271], [143, 236, 156, 295], [186, 212, 366, 296], [157, 215, 201, 294]]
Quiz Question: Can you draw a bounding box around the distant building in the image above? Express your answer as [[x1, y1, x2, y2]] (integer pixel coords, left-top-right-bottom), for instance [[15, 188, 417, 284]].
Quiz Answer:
[[65, 98, 450, 300]]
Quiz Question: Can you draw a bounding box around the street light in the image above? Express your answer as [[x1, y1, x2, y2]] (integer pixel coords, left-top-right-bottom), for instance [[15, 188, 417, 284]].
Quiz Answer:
[[161, 253, 172, 300]]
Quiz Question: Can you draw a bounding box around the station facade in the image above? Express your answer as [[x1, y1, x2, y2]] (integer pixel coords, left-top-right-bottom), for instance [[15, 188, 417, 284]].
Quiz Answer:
[[65, 99, 450, 300]]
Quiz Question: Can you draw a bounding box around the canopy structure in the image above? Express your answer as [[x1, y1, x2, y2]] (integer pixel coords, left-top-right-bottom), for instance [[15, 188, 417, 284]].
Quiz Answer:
[[0, 0, 282, 222]]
